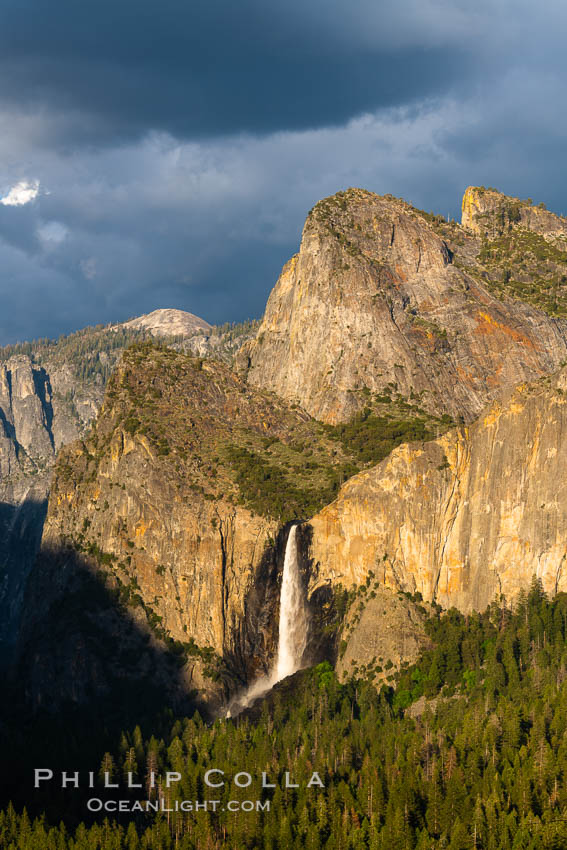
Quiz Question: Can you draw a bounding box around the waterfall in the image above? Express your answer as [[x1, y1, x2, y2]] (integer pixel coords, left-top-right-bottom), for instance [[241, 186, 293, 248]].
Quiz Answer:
[[274, 524, 308, 681], [226, 524, 308, 716]]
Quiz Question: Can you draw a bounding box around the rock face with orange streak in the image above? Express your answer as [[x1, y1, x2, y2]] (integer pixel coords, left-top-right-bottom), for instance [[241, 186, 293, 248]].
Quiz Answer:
[[238, 187, 567, 424], [307, 368, 567, 612]]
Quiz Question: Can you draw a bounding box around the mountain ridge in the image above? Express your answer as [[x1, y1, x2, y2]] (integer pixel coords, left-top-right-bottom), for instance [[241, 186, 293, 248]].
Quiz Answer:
[[7, 182, 567, 709]]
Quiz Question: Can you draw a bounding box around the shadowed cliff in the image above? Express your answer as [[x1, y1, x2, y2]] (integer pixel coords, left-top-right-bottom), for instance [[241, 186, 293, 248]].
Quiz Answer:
[[0, 495, 47, 665], [0, 540, 200, 819]]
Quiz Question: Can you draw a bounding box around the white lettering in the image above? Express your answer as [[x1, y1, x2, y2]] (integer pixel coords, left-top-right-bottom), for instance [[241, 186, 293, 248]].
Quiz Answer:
[[127, 772, 142, 789], [204, 769, 225, 788], [34, 769, 53, 788], [61, 772, 79, 788], [104, 772, 118, 789]]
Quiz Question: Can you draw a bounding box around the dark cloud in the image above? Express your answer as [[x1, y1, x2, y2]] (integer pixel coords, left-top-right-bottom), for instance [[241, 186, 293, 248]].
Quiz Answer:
[[0, 1, 567, 343], [0, 0, 467, 144]]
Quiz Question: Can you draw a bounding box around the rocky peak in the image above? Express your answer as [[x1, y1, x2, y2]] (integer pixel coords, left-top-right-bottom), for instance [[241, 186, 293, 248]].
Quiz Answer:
[[304, 187, 453, 275], [0, 355, 54, 464], [239, 187, 567, 425], [462, 185, 567, 240]]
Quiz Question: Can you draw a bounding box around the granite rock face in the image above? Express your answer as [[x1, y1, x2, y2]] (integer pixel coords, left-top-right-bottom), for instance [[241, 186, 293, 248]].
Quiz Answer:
[[307, 367, 567, 612], [0, 356, 57, 656], [336, 588, 430, 686], [0, 353, 108, 504], [239, 187, 567, 424], [0, 356, 54, 464]]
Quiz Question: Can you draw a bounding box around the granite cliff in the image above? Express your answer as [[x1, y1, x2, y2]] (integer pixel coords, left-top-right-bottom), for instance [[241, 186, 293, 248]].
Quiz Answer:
[[0, 311, 255, 495], [307, 367, 567, 615], [239, 187, 567, 424]]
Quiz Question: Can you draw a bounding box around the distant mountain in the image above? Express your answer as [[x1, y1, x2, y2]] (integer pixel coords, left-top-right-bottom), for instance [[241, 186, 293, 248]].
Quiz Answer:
[[119, 307, 212, 337]]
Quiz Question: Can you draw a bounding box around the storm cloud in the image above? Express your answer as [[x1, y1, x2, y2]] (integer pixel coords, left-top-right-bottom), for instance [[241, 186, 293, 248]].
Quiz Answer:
[[0, 0, 566, 342]]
